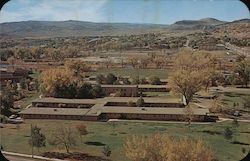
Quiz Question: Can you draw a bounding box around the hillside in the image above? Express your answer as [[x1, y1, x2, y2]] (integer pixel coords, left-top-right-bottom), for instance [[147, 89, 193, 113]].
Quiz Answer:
[[0, 18, 248, 38], [170, 18, 226, 30], [212, 19, 250, 38], [0, 20, 168, 38]]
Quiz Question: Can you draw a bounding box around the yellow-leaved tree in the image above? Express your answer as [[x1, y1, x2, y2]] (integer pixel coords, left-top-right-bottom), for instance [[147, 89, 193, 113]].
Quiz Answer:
[[39, 68, 74, 96], [124, 134, 214, 161], [169, 49, 218, 105]]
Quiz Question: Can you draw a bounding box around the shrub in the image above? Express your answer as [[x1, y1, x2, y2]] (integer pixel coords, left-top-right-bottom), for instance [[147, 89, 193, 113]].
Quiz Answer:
[[136, 96, 145, 107]]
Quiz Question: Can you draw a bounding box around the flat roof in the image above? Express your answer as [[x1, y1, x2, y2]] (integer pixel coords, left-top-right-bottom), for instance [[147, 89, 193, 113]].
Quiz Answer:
[[19, 107, 89, 116], [103, 97, 182, 103], [138, 85, 169, 88], [101, 85, 138, 88], [20, 106, 209, 116], [32, 97, 97, 104], [101, 107, 209, 115]]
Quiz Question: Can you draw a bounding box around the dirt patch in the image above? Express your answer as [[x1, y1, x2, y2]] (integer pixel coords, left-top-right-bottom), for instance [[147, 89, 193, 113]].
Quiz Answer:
[[42, 152, 110, 161]]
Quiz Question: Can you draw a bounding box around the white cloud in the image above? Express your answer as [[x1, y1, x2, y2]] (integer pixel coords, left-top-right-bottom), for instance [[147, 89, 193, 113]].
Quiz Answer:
[[0, 0, 109, 23]]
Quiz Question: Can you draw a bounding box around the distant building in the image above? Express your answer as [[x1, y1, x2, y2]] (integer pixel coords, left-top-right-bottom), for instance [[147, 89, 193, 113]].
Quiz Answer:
[[0, 67, 29, 86], [101, 85, 138, 97], [138, 85, 170, 92]]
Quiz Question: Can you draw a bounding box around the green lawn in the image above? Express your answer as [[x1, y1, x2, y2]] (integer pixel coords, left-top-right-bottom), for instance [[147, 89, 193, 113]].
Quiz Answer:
[[220, 92, 250, 112], [1, 120, 249, 161], [89, 68, 170, 79]]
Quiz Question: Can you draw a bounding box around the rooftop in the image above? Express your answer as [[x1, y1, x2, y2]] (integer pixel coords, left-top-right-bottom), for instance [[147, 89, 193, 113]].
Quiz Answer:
[[19, 106, 209, 116], [102, 97, 182, 103], [100, 107, 209, 115], [101, 84, 138, 88], [19, 107, 89, 116], [138, 85, 169, 88], [32, 97, 98, 104]]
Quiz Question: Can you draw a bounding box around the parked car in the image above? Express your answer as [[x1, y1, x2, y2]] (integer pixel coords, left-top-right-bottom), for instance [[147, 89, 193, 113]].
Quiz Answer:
[[7, 115, 24, 124]]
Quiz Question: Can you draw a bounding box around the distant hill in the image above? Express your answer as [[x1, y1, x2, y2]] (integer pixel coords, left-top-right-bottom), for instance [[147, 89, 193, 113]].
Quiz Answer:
[[170, 18, 226, 30], [0, 20, 168, 38], [0, 18, 248, 38], [212, 18, 250, 38]]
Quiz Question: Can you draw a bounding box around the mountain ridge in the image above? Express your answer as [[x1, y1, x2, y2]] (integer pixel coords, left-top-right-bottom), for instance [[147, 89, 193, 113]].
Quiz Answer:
[[0, 18, 248, 38]]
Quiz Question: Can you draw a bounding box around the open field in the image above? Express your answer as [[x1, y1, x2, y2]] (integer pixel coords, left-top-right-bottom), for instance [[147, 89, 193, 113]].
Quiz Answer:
[[89, 68, 170, 79], [214, 87, 250, 112], [1, 119, 249, 161]]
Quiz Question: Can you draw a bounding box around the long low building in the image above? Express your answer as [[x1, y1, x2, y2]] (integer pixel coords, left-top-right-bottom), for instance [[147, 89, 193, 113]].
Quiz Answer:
[[32, 97, 97, 108], [138, 85, 170, 92], [101, 85, 138, 97], [98, 106, 212, 121], [19, 107, 97, 121], [19, 97, 218, 122]]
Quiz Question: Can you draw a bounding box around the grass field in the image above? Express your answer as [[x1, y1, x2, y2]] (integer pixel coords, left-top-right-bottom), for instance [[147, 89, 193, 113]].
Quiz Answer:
[[1, 119, 249, 161], [89, 68, 170, 79], [219, 88, 250, 112]]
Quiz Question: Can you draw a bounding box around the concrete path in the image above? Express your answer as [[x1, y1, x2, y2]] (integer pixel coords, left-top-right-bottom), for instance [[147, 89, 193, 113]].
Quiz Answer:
[[108, 119, 214, 124], [2, 151, 67, 161], [218, 117, 250, 123]]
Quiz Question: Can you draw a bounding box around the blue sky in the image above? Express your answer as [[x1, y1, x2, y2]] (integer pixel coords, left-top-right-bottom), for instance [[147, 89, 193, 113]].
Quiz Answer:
[[0, 0, 249, 24]]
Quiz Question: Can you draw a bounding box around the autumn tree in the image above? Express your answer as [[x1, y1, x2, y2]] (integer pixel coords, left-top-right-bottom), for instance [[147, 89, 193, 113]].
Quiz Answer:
[[235, 59, 250, 87], [7, 56, 16, 69], [169, 49, 217, 105], [49, 126, 78, 153], [129, 57, 139, 68], [16, 48, 33, 60], [153, 57, 166, 69], [124, 134, 214, 161], [170, 70, 204, 105], [65, 60, 90, 78], [39, 68, 74, 96], [49, 48, 64, 61]]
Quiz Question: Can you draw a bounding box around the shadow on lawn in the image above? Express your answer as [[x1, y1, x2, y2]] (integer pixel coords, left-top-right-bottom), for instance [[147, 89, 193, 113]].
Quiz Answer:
[[85, 141, 106, 146], [231, 141, 250, 146]]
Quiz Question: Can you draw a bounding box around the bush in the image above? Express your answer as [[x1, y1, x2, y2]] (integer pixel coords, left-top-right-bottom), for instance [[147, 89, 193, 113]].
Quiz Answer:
[[136, 96, 145, 107], [106, 73, 117, 84], [148, 76, 161, 85], [102, 145, 112, 157], [224, 127, 233, 140]]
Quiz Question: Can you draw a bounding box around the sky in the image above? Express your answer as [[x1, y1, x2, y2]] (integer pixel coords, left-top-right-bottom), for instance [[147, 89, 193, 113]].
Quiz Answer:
[[0, 0, 249, 24]]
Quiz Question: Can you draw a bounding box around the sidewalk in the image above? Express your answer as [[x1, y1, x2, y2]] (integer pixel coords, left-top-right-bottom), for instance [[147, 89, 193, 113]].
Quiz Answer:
[[2, 151, 67, 161], [108, 119, 213, 124]]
